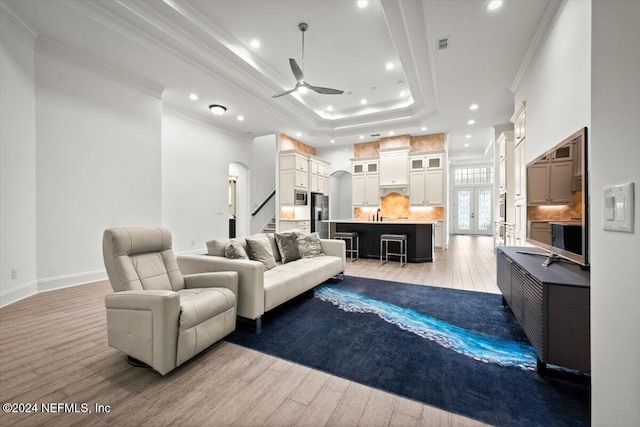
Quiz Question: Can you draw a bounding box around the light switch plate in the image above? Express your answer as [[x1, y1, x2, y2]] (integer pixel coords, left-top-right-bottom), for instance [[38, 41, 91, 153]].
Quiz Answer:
[[603, 183, 634, 232]]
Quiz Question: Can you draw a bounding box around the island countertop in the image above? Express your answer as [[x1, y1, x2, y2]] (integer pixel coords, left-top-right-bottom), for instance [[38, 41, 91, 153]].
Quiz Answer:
[[326, 218, 441, 225]]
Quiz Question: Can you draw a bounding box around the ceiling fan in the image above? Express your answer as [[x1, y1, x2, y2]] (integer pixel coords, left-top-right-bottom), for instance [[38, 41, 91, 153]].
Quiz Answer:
[[272, 23, 344, 99]]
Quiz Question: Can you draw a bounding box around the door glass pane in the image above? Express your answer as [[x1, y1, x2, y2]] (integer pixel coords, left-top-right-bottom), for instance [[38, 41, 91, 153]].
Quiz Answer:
[[477, 189, 492, 231], [457, 190, 471, 230]]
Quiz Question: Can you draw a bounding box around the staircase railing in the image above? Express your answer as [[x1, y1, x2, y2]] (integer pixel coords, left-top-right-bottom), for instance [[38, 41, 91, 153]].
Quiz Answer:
[[251, 189, 276, 216]]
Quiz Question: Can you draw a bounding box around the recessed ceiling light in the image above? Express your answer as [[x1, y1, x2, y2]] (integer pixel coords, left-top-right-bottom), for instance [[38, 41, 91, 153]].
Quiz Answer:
[[421, 126, 427, 131], [467, 119, 476, 125], [250, 39, 260, 49], [487, 0, 503, 11], [330, 139, 335, 143], [360, 99, 367, 105], [237, 115, 244, 121], [465, 134, 472, 139], [469, 103, 479, 110], [359, 135, 364, 140], [389, 131, 395, 136], [464, 143, 469, 147], [296, 132, 302, 137], [385, 62, 394, 70], [298, 86, 309, 94], [208, 104, 227, 116], [357, 0, 368, 8], [326, 106, 333, 111], [399, 91, 406, 97], [189, 93, 198, 101]]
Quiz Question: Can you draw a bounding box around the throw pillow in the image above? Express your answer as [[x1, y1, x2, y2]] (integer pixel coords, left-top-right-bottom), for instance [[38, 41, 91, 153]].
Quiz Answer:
[[274, 231, 301, 264], [246, 235, 277, 270], [266, 233, 281, 262], [224, 239, 249, 260], [297, 232, 324, 258], [206, 239, 230, 257]]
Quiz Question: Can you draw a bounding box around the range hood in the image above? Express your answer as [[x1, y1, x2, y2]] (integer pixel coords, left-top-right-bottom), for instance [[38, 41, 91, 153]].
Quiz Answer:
[[379, 184, 409, 197]]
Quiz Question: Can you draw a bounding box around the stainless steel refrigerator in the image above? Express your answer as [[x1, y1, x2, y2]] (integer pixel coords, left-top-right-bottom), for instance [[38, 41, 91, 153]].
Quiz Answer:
[[310, 193, 329, 238]]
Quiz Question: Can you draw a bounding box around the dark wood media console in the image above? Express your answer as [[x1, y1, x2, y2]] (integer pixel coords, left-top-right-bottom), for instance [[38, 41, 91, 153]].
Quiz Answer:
[[496, 246, 590, 373]]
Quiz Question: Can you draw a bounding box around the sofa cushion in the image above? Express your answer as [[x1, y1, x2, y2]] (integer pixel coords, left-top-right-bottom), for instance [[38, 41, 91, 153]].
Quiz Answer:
[[246, 235, 277, 270], [275, 231, 300, 264], [206, 239, 230, 257], [263, 256, 344, 312], [297, 233, 323, 258], [225, 239, 249, 259]]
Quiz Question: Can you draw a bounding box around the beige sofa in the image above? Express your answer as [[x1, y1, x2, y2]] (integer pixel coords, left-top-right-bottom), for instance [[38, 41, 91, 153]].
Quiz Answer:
[[178, 235, 345, 332]]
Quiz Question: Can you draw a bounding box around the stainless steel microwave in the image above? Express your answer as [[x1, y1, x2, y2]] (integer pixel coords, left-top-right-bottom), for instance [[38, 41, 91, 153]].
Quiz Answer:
[[295, 190, 308, 205]]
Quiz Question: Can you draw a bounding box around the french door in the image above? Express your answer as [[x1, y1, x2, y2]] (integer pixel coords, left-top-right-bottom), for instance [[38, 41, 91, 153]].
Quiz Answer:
[[454, 187, 493, 235]]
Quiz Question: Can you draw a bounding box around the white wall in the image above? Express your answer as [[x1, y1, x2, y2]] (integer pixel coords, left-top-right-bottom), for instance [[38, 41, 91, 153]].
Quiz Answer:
[[34, 46, 162, 290], [515, 0, 591, 164], [161, 113, 252, 252], [250, 134, 277, 234], [590, 1, 640, 424], [315, 146, 353, 175], [329, 171, 353, 220], [229, 162, 249, 238], [0, 10, 37, 306]]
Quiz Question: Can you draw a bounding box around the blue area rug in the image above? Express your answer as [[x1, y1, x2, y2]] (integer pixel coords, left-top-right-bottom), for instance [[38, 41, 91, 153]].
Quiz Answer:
[[226, 276, 589, 426]]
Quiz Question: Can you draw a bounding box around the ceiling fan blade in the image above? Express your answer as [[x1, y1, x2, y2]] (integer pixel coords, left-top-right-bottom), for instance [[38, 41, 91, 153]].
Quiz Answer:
[[289, 58, 304, 82], [272, 88, 298, 98], [308, 85, 344, 95]]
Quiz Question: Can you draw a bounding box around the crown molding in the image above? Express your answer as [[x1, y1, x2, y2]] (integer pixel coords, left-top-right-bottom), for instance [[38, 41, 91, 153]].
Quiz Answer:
[[64, 0, 320, 133], [36, 36, 165, 98], [510, 0, 567, 93], [0, 1, 39, 48], [162, 102, 253, 142]]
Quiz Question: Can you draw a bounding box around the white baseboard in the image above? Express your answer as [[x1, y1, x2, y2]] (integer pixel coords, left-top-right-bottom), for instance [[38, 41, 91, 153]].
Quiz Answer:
[[0, 280, 38, 308], [37, 269, 108, 293]]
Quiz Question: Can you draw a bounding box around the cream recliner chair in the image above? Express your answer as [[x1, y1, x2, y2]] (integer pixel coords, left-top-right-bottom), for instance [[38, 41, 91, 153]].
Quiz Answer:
[[102, 226, 237, 375]]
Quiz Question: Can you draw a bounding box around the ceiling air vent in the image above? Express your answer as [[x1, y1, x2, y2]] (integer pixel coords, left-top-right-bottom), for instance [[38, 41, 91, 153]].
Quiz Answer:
[[437, 37, 449, 50], [370, 133, 381, 137]]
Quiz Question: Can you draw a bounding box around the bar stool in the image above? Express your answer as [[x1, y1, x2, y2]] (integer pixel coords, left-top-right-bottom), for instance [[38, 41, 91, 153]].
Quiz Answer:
[[334, 231, 359, 262], [380, 234, 407, 267]]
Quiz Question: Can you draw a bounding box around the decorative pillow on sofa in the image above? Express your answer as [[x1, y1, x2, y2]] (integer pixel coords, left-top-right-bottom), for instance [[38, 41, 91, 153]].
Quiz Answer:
[[246, 235, 277, 270], [206, 239, 230, 257], [274, 231, 301, 264], [297, 232, 324, 258], [224, 239, 249, 259]]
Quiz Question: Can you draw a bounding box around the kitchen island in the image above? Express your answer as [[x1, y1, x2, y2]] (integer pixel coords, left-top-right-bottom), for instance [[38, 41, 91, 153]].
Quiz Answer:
[[328, 219, 436, 263]]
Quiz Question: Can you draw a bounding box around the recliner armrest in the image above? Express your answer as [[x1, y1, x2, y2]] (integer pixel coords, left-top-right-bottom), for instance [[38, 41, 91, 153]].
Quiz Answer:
[[177, 254, 265, 320], [104, 290, 180, 375], [183, 271, 238, 297]]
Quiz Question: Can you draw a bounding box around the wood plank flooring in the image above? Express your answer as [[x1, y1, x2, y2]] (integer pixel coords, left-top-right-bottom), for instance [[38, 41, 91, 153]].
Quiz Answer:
[[0, 235, 496, 427]]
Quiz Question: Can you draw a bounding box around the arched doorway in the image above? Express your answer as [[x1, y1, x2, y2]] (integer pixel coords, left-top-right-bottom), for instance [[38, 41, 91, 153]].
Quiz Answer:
[[229, 162, 250, 238], [330, 170, 353, 220]]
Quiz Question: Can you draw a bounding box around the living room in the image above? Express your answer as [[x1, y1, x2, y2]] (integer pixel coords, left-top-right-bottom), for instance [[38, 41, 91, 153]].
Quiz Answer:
[[1, 1, 638, 426]]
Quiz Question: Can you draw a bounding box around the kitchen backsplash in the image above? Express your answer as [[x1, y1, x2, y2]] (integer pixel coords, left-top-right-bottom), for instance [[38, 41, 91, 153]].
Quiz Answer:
[[527, 191, 583, 220], [354, 192, 445, 220]]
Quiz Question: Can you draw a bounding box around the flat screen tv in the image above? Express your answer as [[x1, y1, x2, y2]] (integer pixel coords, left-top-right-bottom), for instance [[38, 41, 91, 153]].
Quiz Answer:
[[525, 128, 588, 267]]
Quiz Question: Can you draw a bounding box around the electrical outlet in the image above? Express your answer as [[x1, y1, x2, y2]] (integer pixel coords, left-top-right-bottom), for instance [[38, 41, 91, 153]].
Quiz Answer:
[[11, 269, 18, 279], [191, 240, 195, 246]]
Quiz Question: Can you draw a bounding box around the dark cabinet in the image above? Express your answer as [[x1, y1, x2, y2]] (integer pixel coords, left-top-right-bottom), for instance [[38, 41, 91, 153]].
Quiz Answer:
[[497, 247, 590, 373]]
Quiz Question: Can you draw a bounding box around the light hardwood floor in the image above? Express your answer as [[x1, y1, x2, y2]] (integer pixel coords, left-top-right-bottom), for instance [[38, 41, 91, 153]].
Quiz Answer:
[[0, 235, 496, 427]]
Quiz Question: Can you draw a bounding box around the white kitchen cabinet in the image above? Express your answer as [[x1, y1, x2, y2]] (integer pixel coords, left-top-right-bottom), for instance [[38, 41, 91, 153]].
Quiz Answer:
[[512, 101, 526, 145], [514, 139, 526, 200], [497, 132, 514, 195], [409, 169, 443, 206], [514, 199, 526, 246], [379, 150, 408, 186], [434, 222, 444, 248], [352, 174, 379, 207], [308, 157, 330, 195], [352, 159, 378, 175], [280, 220, 310, 234], [280, 151, 309, 205]]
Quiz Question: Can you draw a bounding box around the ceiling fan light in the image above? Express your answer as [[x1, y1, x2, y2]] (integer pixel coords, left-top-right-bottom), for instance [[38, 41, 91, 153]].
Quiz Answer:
[[298, 85, 309, 94], [209, 104, 227, 116], [357, 0, 368, 9]]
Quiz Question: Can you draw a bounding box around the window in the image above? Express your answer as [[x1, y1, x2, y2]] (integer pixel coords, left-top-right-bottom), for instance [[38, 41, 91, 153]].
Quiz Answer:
[[454, 167, 494, 185]]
